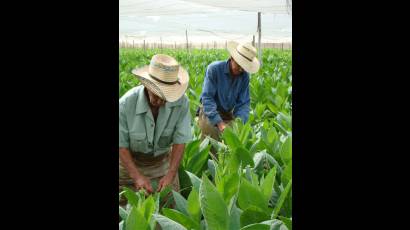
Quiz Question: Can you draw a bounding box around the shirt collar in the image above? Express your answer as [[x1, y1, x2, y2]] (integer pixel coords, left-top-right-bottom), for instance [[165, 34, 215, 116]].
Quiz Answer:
[[224, 59, 230, 75], [135, 86, 149, 114]]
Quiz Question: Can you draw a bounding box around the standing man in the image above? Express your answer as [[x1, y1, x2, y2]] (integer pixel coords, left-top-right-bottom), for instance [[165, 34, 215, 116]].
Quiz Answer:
[[119, 54, 192, 206], [198, 41, 260, 143]]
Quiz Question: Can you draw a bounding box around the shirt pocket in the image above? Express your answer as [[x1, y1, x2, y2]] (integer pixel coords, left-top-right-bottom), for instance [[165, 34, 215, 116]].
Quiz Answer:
[[129, 133, 148, 153], [158, 128, 174, 148]]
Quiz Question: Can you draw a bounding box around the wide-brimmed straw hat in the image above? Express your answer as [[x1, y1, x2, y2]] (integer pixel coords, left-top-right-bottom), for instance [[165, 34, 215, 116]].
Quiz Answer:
[[132, 54, 189, 102], [227, 41, 260, 74]]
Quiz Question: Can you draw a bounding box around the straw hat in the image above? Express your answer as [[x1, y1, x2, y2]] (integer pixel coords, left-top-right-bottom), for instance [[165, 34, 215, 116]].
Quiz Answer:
[[227, 41, 260, 74], [132, 54, 189, 102]]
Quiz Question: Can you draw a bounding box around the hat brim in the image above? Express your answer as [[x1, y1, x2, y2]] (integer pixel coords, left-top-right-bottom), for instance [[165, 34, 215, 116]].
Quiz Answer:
[[131, 66, 189, 102], [227, 41, 260, 74]]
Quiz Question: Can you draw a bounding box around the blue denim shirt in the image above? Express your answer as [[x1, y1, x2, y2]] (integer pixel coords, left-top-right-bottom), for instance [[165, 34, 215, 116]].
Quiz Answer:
[[199, 60, 250, 125]]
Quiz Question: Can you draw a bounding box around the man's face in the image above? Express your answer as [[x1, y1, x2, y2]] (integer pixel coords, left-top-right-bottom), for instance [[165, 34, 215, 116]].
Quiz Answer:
[[147, 89, 166, 107], [230, 57, 244, 76]]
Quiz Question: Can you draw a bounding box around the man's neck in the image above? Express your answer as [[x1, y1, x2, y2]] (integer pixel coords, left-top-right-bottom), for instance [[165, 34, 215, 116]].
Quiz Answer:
[[144, 88, 160, 121], [228, 59, 240, 78]]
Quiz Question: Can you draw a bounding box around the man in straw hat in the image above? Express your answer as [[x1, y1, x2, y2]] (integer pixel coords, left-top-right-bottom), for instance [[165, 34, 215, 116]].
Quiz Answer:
[[119, 54, 191, 206], [198, 41, 260, 147]]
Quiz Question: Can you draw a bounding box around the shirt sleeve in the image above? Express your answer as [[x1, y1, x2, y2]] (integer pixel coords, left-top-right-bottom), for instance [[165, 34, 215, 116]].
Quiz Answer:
[[233, 75, 250, 123], [119, 100, 130, 149], [201, 65, 223, 125], [173, 96, 193, 144]]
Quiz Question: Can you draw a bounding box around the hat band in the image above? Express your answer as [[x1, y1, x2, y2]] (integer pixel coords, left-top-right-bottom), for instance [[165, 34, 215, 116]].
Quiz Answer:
[[149, 74, 181, 85], [236, 48, 253, 62]]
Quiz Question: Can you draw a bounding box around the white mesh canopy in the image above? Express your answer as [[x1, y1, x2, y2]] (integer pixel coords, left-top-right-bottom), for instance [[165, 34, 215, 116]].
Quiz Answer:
[[119, 0, 292, 44]]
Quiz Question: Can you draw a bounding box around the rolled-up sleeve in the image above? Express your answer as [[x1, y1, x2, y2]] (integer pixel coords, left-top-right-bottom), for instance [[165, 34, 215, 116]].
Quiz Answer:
[[201, 65, 223, 125], [119, 101, 129, 149], [233, 75, 250, 123], [173, 97, 193, 144]]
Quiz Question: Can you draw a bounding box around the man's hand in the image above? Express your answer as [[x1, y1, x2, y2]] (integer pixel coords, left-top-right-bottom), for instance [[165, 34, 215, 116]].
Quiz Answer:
[[133, 173, 154, 194], [217, 121, 227, 132], [157, 170, 176, 192]]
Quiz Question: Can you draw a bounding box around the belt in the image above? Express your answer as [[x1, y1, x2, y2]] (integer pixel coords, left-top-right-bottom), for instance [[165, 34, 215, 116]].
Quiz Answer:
[[131, 151, 169, 166]]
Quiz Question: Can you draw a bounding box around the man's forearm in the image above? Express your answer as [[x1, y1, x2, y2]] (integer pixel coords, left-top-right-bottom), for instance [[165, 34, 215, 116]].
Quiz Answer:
[[119, 147, 143, 180], [168, 144, 185, 176]]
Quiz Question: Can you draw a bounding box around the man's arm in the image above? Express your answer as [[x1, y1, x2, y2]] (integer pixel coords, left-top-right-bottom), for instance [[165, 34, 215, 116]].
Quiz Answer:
[[119, 100, 153, 193], [157, 97, 192, 192], [119, 147, 153, 193], [157, 144, 185, 192]]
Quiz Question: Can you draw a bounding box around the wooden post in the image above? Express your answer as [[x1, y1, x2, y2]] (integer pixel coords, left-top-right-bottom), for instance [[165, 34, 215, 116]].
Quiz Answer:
[[175, 41, 177, 49], [225, 40, 227, 50], [185, 29, 189, 53], [257, 12, 262, 66]]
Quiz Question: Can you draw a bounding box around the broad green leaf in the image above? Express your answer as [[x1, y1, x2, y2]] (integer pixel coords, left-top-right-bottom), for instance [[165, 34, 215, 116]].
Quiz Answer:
[[119, 206, 128, 221], [253, 150, 277, 173], [240, 223, 270, 230], [240, 206, 271, 227], [238, 178, 267, 212], [207, 159, 216, 180], [279, 217, 292, 230], [267, 103, 279, 114], [126, 206, 148, 230], [229, 203, 242, 230], [187, 145, 211, 176], [251, 172, 259, 187], [184, 140, 200, 166], [222, 128, 242, 150], [272, 180, 292, 219], [271, 219, 289, 230], [122, 187, 139, 207], [172, 191, 189, 216], [199, 175, 229, 230], [153, 214, 187, 230], [187, 189, 201, 222], [159, 185, 172, 200], [222, 171, 240, 203], [235, 147, 254, 168], [277, 82, 288, 99], [199, 137, 210, 152], [239, 122, 252, 145], [277, 112, 291, 130], [274, 95, 283, 108], [281, 162, 292, 187], [280, 136, 292, 166], [178, 167, 192, 198], [207, 136, 227, 152], [141, 196, 155, 222], [255, 103, 266, 119], [119, 220, 125, 230], [267, 127, 278, 144], [186, 171, 202, 193], [162, 208, 200, 230], [261, 167, 277, 203]]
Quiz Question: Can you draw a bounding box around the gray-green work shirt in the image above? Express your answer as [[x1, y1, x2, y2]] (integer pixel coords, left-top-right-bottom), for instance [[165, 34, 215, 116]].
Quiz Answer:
[[119, 85, 192, 157]]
